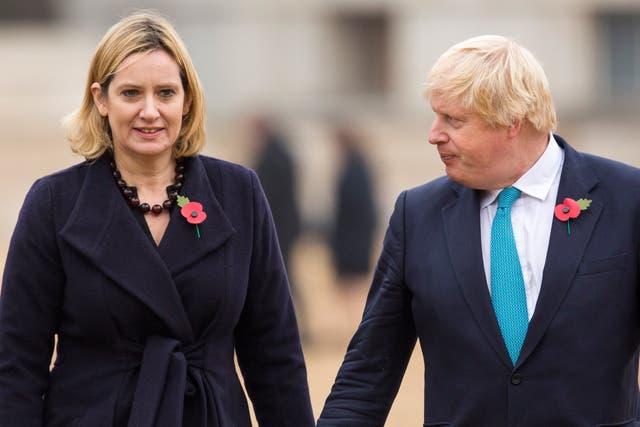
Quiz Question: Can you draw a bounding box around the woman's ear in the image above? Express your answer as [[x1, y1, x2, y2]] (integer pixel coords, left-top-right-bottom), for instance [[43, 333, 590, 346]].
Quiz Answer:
[[182, 94, 192, 117], [90, 82, 108, 117]]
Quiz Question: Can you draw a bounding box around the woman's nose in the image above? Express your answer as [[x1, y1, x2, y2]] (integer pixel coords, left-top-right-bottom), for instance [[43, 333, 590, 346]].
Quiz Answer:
[[139, 95, 160, 120]]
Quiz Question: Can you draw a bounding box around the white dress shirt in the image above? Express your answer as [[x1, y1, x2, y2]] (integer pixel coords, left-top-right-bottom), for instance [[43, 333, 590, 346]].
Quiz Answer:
[[480, 134, 564, 320]]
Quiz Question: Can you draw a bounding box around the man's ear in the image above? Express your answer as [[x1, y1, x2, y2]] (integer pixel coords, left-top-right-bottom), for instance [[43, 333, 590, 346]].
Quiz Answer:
[[508, 118, 522, 138], [90, 82, 108, 117]]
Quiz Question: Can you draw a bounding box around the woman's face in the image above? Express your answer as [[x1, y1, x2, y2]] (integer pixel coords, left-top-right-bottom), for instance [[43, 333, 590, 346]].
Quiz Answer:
[[92, 49, 190, 162]]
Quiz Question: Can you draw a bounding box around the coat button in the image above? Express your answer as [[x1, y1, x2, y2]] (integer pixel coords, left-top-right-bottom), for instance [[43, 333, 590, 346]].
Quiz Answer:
[[511, 373, 522, 385], [185, 381, 196, 397]]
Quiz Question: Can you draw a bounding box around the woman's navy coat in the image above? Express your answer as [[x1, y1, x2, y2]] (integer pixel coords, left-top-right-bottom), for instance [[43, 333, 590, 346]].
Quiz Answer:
[[0, 155, 315, 426]]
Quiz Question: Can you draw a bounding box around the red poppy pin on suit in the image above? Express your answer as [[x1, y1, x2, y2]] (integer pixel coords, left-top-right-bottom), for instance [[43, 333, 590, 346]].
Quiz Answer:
[[554, 197, 591, 235], [177, 195, 207, 238]]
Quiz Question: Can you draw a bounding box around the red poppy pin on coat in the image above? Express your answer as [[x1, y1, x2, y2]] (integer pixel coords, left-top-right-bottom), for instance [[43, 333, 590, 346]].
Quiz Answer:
[[554, 197, 591, 235], [177, 195, 207, 238]]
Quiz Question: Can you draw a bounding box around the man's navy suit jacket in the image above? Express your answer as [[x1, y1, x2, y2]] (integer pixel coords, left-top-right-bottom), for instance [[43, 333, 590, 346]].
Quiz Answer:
[[318, 136, 640, 426]]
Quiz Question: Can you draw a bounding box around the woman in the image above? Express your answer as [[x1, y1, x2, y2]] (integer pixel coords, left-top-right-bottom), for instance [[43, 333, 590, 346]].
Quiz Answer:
[[0, 12, 314, 427]]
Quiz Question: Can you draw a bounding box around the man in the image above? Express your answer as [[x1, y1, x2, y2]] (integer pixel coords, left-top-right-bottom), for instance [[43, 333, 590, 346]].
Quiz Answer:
[[317, 35, 640, 426]]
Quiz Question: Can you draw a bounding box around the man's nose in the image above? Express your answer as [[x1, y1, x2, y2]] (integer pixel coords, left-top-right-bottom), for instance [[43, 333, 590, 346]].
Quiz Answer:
[[428, 117, 447, 145]]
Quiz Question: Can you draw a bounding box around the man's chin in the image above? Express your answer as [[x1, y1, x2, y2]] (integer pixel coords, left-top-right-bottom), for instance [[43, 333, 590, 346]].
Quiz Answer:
[[445, 170, 484, 189]]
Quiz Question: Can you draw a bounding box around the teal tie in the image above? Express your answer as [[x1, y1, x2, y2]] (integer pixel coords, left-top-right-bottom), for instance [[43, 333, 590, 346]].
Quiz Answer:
[[491, 187, 528, 365]]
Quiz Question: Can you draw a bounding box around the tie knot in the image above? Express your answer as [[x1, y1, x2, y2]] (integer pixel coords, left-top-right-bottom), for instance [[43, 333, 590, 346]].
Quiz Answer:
[[497, 187, 521, 209]]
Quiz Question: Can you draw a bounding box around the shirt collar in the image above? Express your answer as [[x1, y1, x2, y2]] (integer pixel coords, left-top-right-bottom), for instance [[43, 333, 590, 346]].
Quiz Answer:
[[480, 133, 564, 209]]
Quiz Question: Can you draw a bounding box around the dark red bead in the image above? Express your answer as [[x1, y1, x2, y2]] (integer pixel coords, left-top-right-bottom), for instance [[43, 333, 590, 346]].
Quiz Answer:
[[112, 157, 184, 215]]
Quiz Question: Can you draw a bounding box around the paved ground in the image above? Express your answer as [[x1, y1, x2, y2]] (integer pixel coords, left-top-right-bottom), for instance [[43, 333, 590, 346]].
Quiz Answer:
[[292, 235, 425, 424]]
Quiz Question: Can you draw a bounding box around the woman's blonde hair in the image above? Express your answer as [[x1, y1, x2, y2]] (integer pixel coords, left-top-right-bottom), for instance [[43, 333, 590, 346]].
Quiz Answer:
[[64, 11, 206, 159], [424, 35, 557, 133]]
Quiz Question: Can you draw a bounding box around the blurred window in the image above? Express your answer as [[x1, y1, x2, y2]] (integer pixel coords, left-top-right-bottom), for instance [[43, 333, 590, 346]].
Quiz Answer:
[[0, 0, 55, 22], [598, 12, 640, 108], [329, 11, 389, 96]]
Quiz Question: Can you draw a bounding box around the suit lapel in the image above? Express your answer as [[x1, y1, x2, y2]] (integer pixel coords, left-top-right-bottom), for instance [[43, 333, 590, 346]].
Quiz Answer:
[[157, 156, 236, 275], [442, 183, 513, 368], [517, 138, 601, 366], [60, 156, 194, 341]]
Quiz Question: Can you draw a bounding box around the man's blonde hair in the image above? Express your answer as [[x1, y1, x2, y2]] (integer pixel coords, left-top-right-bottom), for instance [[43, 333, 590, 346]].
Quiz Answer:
[[64, 11, 206, 159], [424, 35, 557, 133]]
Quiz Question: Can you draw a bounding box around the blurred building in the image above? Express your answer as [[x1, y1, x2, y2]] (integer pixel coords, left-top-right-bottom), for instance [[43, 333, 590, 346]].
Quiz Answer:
[[2, 0, 639, 118], [1, 0, 639, 228]]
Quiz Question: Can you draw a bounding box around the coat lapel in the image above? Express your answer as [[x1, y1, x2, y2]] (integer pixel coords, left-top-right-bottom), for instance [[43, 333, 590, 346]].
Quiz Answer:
[[442, 183, 513, 368], [60, 156, 195, 341], [517, 137, 601, 365], [156, 156, 236, 275]]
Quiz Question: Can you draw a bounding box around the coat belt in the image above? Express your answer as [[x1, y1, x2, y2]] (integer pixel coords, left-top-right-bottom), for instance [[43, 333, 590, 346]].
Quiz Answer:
[[127, 335, 208, 427], [57, 335, 217, 427]]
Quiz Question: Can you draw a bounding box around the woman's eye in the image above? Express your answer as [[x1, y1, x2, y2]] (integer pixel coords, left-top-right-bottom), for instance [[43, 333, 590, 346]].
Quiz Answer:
[[121, 89, 138, 97], [159, 89, 175, 98]]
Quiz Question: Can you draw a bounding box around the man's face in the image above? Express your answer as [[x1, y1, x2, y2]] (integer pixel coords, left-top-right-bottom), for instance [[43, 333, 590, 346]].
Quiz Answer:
[[428, 94, 520, 190]]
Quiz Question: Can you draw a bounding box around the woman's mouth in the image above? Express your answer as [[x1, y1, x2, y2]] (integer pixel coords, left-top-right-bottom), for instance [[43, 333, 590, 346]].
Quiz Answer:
[[134, 128, 163, 138]]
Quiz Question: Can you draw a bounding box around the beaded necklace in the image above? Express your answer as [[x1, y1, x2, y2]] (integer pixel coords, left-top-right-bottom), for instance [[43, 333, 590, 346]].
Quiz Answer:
[[110, 158, 185, 215]]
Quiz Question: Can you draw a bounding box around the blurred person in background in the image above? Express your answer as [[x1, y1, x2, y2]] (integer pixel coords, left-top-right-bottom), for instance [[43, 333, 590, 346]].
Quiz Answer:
[[250, 116, 306, 335], [318, 35, 640, 426], [329, 125, 377, 331], [0, 12, 314, 427]]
